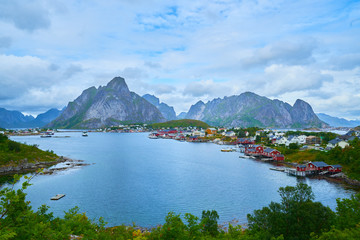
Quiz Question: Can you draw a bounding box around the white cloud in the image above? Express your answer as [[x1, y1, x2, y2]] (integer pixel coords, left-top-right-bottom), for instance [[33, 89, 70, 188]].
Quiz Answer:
[[0, 0, 51, 32], [260, 64, 333, 96], [0, 0, 359, 119]]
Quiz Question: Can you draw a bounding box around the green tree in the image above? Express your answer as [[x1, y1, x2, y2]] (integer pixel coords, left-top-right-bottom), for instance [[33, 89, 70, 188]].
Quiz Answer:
[[200, 210, 219, 237], [159, 212, 186, 240], [0, 174, 107, 240], [288, 143, 300, 150], [7, 141, 21, 152], [0, 134, 8, 143], [335, 193, 360, 230], [247, 183, 335, 240]]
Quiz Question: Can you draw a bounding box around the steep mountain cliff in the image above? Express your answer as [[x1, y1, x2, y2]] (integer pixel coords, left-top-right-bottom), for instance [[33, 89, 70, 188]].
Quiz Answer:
[[185, 92, 326, 128], [48, 77, 165, 128], [142, 94, 176, 120]]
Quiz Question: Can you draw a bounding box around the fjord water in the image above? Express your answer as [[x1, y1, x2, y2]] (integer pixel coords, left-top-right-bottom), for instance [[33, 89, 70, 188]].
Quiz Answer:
[[11, 132, 355, 227]]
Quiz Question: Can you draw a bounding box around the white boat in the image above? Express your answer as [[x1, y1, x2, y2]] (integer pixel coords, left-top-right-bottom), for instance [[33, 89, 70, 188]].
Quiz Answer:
[[148, 133, 158, 139], [40, 134, 52, 138], [82, 132, 88, 137]]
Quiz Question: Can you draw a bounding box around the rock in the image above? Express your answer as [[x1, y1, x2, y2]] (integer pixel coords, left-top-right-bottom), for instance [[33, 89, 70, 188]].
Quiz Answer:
[[185, 92, 326, 128], [142, 94, 176, 120], [47, 77, 165, 128]]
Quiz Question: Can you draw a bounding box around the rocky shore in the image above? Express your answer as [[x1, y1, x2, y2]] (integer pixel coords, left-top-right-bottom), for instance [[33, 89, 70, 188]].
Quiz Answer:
[[0, 156, 89, 175]]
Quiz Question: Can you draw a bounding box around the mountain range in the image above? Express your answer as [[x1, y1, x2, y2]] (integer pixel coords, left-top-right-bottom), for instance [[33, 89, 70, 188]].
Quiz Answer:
[[185, 92, 326, 128], [316, 113, 360, 127], [2, 76, 341, 129], [0, 108, 62, 128], [47, 77, 165, 129], [142, 94, 176, 121]]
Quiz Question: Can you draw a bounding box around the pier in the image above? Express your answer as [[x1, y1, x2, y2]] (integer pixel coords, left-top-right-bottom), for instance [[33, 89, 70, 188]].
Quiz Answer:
[[51, 194, 65, 200]]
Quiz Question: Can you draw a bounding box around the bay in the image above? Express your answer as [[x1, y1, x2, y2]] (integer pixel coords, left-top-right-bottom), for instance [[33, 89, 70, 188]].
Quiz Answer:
[[10, 132, 355, 227]]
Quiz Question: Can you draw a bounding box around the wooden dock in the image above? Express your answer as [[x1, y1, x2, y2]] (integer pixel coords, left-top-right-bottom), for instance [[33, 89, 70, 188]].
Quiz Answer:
[[285, 168, 306, 176], [51, 194, 65, 200]]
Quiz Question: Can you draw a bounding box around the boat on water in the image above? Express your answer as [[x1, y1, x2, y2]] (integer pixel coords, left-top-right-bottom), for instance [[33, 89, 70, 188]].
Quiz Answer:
[[269, 167, 285, 172], [40, 134, 52, 138], [82, 132, 88, 137], [148, 133, 158, 139], [221, 148, 235, 152]]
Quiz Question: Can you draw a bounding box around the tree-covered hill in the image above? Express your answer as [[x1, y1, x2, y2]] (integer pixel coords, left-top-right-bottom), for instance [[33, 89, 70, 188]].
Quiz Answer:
[[149, 119, 210, 129], [0, 134, 59, 170]]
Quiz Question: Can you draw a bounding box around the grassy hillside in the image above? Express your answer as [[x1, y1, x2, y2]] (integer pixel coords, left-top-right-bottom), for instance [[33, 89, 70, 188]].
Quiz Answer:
[[353, 125, 360, 131], [0, 134, 58, 167], [150, 119, 210, 129]]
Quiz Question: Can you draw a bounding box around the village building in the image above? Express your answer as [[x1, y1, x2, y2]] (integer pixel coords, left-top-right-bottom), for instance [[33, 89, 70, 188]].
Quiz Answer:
[[307, 161, 329, 171], [205, 128, 217, 136], [328, 164, 342, 173], [223, 131, 236, 137], [306, 136, 321, 145], [327, 138, 349, 149]]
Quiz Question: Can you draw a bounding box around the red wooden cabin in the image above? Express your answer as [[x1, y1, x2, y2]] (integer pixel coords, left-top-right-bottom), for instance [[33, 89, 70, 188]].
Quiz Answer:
[[328, 165, 342, 173]]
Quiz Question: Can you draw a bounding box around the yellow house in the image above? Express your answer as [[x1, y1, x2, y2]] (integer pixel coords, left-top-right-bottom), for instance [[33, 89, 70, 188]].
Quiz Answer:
[[206, 128, 217, 135]]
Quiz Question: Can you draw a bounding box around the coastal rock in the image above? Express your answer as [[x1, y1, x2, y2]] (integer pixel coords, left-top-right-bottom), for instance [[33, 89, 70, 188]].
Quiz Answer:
[[0, 156, 79, 175], [185, 92, 326, 128], [47, 77, 165, 128]]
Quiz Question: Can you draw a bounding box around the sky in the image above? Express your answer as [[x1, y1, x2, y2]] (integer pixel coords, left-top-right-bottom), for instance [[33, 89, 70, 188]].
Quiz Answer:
[[0, 0, 359, 119]]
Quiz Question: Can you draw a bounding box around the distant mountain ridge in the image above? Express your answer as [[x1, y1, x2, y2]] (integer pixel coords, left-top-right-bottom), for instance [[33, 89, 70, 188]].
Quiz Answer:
[[47, 77, 165, 129], [185, 92, 326, 128], [177, 112, 187, 119], [0, 108, 61, 128], [317, 113, 360, 127], [142, 94, 176, 121]]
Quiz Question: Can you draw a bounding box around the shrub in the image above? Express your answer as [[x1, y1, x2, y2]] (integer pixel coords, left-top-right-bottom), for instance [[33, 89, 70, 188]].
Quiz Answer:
[[7, 140, 21, 152]]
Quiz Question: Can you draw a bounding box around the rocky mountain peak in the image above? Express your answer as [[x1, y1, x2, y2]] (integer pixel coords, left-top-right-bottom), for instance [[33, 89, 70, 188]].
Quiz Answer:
[[185, 93, 325, 128], [142, 94, 160, 106], [106, 77, 129, 93], [48, 77, 165, 128], [142, 94, 176, 120]]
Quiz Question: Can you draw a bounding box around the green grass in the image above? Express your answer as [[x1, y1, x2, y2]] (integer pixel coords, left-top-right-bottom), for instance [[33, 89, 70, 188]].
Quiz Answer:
[[0, 134, 58, 167], [149, 119, 210, 129]]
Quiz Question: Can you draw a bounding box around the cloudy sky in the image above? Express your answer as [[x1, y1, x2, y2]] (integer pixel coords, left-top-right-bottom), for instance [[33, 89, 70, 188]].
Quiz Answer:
[[0, 0, 359, 119]]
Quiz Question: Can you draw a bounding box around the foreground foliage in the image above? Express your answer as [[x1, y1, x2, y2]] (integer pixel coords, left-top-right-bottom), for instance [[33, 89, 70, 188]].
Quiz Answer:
[[0, 176, 359, 239]]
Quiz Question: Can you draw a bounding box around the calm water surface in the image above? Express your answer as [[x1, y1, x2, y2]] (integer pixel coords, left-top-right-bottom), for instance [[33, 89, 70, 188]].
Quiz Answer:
[[10, 132, 355, 227]]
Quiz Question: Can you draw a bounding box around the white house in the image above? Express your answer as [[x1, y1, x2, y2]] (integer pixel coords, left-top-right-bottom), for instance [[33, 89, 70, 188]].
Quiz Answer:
[[276, 136, 288, 145], [327, 138, 350, 149]]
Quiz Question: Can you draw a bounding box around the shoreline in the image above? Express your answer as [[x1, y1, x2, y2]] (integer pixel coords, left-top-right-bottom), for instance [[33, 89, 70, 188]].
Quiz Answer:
[[239, 156, 360, 190], [0, 156, 90, 176]]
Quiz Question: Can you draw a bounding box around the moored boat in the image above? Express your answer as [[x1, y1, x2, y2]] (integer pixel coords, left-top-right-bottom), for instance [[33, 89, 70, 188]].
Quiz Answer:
[[221, 148, 235, 152], [148, 133, 158, 139]]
